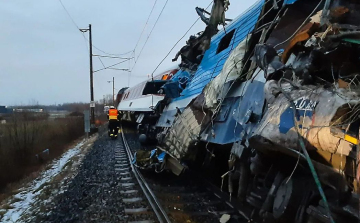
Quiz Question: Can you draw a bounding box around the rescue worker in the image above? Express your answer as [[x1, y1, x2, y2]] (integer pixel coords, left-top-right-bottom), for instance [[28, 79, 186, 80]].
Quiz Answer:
[[107, 106, 120, 137]]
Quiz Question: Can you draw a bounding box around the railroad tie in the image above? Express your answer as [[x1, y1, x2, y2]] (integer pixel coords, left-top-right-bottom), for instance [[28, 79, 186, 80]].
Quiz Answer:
[[115, 164, 129, 168], [120, 182, 135, 188], [119, 171, 131, 176], [115, 167, 130, 172], [122, 197, 143, 203], [124, 208, 148, 214], [128, 220, 153, 223], [120, 190, 138, 194]]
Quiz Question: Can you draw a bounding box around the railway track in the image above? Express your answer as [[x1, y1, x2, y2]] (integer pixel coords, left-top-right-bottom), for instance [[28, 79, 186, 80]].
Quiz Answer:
[[117, 128, 171, 223], [120, 127, 251, 223]]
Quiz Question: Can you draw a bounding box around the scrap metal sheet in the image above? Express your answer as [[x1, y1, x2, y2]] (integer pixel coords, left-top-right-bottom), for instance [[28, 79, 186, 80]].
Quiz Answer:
[[251, 85, 360, 156]]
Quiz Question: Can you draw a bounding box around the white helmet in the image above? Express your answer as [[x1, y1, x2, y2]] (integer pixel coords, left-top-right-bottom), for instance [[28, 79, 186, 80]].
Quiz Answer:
[[109, 106, 115, 109]]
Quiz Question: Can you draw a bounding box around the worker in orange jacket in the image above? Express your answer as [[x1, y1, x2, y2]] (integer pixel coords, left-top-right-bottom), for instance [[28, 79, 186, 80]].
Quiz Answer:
[[107, 106, 120, 137]]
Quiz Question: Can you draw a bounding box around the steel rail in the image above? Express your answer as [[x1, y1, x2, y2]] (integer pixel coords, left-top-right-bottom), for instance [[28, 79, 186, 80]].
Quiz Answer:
[[121, 126, 172, 223]]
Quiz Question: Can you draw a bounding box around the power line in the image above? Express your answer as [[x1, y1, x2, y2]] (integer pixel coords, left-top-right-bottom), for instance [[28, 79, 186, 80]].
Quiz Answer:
[[94, 59, 131, 73], [133, 0, 158, 54], [131, 0, 170, 72], [151, 1, 213, 76], [93, 54, 133, 59], [58, 0, 132, 56], [98, 57, 106, 69], [58, 0, 89, 50], [92, 47, 133, 57], [58, 0, 81, 30]]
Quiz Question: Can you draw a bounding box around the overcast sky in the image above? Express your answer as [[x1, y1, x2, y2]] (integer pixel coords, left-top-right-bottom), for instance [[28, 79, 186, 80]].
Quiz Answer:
[[0, 0, 257, 105]]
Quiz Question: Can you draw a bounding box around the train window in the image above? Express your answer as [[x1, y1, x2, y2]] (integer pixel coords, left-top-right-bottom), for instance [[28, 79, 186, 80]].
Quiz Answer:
[[143, 80, 167, 95], [216, 29, 235, 54]]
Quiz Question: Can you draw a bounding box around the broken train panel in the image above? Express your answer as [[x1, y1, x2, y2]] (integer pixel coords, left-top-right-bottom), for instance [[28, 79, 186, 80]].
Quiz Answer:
[[149, 0, 360, 222], [131, 0, 360, 222], [228, 0, 360, 222], [159, 0, 266, 160], [155, 0, 266, 129]]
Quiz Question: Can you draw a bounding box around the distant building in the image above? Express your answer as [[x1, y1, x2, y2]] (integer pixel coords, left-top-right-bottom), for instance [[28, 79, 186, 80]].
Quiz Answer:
[[48, 110, 70, 119], [0, 106, 12, 115], [13, 108, 44, 113], [0, 106, 7, 114]]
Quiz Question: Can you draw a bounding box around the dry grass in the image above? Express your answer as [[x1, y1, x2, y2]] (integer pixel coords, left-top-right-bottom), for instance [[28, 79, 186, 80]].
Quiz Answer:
[[0, 113, 84, 191]]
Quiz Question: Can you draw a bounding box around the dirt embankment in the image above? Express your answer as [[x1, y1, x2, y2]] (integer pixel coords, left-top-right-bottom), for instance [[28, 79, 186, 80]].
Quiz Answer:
[[0, 133, 98, 223]]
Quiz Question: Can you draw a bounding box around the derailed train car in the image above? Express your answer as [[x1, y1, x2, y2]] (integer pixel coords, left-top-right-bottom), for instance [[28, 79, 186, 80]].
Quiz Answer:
[[116, 68, 178, 138], [131, 0, 360, 222]]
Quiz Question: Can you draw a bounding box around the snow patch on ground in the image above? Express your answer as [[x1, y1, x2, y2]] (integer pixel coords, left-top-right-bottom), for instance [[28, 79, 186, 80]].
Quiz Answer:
[[0, 140, 85, 223]]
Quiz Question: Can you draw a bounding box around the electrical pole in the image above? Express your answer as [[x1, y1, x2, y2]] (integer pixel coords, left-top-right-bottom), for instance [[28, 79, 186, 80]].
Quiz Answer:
[[89, 24, 95, 129], [80, 24, 96, 131], [107, 78, 115, 106], [112, 77, 115, 106]]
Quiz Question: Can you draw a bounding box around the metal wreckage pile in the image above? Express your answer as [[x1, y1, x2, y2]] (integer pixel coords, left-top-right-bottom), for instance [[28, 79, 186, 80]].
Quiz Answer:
[[135, 0, 360, 222]]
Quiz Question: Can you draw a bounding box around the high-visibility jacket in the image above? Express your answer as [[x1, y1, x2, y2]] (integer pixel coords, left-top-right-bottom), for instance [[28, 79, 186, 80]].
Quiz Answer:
[[108, 109, 118, 120]]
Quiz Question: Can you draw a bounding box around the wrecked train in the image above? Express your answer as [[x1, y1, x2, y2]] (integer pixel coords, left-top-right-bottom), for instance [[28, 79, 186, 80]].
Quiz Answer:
[[119, 0, 360, 222], [116, 68, 178, 128]]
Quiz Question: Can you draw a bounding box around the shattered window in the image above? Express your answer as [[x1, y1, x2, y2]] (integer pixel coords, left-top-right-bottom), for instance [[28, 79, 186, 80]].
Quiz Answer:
[[216, 29, 235, 54]]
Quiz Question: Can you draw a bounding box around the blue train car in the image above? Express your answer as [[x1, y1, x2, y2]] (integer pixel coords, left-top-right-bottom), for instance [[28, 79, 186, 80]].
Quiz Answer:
[[134, 0, 360, 222], [156, 0, 265, 128]]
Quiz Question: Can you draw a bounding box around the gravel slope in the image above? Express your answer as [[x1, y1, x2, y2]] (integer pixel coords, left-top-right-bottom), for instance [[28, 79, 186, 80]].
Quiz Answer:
[[34, 134, 126, 223]]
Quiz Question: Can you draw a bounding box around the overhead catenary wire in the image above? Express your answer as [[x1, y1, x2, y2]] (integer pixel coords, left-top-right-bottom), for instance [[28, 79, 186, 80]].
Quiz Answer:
[[94, 59, 131, 73], [58, 0, 89, 49], [131, 0, 170, 73], [133, 0, 159, 54], [98, 57, 107, 69], [58, 0, 133, 56], [151, 1, 213, 77], [93, 54, 133, 59], [58, 0, 133, 75]]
